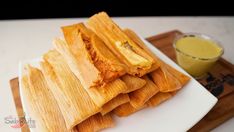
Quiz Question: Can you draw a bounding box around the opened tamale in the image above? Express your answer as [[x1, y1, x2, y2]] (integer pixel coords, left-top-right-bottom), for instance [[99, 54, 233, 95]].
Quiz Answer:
[[56, 23, 125, 89], [54, 39, 128, 107], [124, 28, 190, 90], [41, 50, 100, 129], [121, 74, 146, 93], [101, 94, 130, 115], [21, 65, 75, 132], [129, 76, 159, 108], [113, 103, 146, 117], [87, 12, 159, 77], [76, 113, 114, 132], [147, 92, 173, 107]]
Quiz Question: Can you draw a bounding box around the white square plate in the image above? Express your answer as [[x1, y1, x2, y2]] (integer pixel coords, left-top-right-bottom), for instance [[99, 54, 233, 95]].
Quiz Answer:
[[19, 37, 217, 132]]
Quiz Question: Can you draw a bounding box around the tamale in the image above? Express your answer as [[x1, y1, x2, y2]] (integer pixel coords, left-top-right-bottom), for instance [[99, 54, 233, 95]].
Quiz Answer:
[[41, 50, 100, 129], [124, 28, 190, 89], [57, 23, 125, 89], [129, 76, 159, 108], [101, 94, 130, 115], [21, 65, 73, 132], [76, 113, 114, 132], [55, 38, 128, 107], [123, 28, 161, 73], [121, 74, 146, 93], [113, 103, 146, 117], [87, 12, 159, 77], [147, 92, 173, 107], [150, 67, 182, 92]]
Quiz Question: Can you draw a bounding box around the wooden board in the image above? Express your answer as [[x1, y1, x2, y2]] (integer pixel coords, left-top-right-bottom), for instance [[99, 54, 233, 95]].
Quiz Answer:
[[10, 30, 234, 132]]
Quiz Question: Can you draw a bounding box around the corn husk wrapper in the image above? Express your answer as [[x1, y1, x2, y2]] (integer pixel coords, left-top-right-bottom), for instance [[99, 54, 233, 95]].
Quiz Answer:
[[147, 92, 173, 107], [57, 23, 125, 89], [76, 113, 114, 132], [129, 76, 159, 108], [21, 65, 75, 132], [41, 50, 100, 129], [150, 67, 182, 92], [86, 79, 128, 107], [101, 94, 130, 115], [113, 103, 146, 117], [121, 74, 146, 93], [124, 29, 190, 91], [163, 63, 190, 86], [87, 12, 159, 77]]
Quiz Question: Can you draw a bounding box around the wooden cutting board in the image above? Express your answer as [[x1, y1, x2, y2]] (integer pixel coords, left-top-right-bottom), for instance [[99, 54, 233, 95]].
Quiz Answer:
[[10, 30, 234, 132]]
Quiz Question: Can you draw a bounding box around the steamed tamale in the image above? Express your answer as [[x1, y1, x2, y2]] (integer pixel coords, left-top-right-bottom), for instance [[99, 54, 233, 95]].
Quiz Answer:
[[150, 67, 182, 92], [56, 23, 125, 89], [124, 28, 190, 89], [87, 12, 159, 76], [76, 113, 114, 132], [101, 94, 130, 115], [55, 39, 128, 107], [121, 74, 146, 93], [129, 76, 159, 108], [113, 103, 146, 117], [41, 50, 100, 129], [147, 92, 173, 107], [21, 65, 74, 132]]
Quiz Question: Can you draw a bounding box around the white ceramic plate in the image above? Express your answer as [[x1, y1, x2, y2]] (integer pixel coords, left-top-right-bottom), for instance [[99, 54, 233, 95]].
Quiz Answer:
[[19, 37, 217, 132]]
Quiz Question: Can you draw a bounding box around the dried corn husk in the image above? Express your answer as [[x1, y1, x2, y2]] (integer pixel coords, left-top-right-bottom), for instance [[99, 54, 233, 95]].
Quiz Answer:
[[113, 103, 146, 117], [121, 74, 146, 93], [101, 94, 130, 115], [87, 12, 158, 77], [58, 23, 125, 89], [76, 113, 114, 132], [129, 76, 159, 108], [21, 65, 75, 132], [41, 50, 100, 129], [147, 92, 173, 107]]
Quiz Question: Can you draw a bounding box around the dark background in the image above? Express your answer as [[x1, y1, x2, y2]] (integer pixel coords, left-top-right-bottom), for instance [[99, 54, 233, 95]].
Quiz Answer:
[[0, 0, 233, 20]]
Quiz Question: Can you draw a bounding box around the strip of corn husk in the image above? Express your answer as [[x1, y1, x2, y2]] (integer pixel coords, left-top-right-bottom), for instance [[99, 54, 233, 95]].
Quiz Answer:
[[128, 76, 159, 109], [41, 50, 100, 129], [113, 102, 146, 117], [123, 28, 190, 90], [147, 92, 173, 107], [21, 65, 75, 132], [76, 113, 114, 132], [58, 23, 125, 89], [87, 12, 159, 77], [100, 94, 130, 115], [121, 74, 146, 93]]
